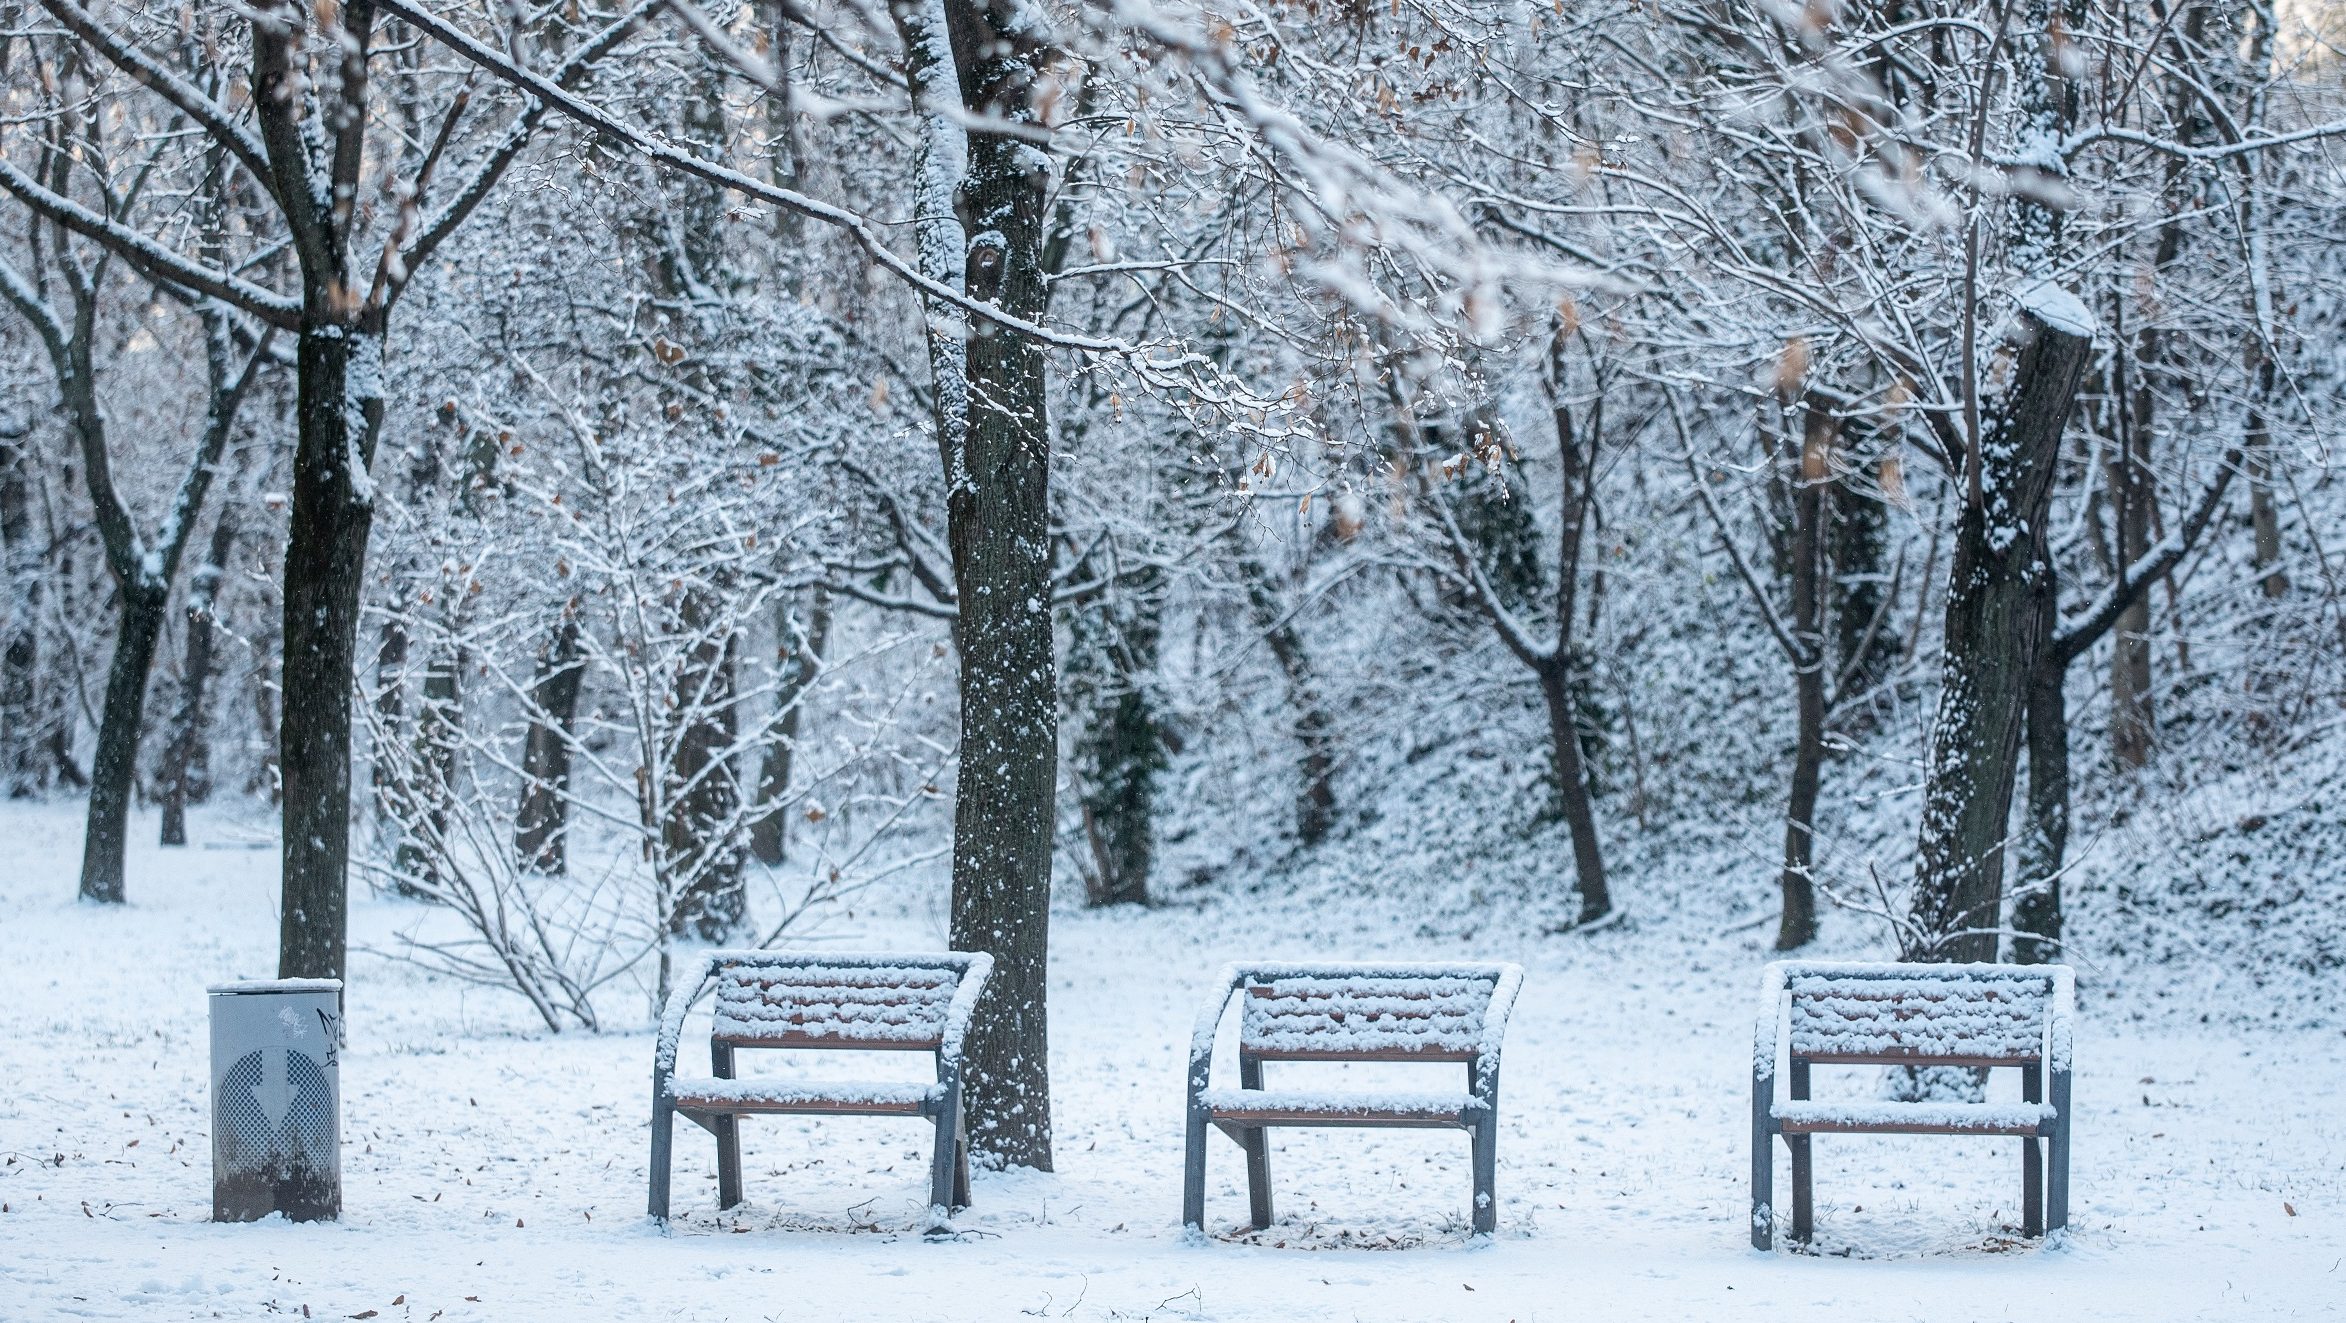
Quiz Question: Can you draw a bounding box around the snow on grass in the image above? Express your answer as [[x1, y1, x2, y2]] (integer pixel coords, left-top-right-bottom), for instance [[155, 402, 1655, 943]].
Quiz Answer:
[[0, 799, 2341, 1321]]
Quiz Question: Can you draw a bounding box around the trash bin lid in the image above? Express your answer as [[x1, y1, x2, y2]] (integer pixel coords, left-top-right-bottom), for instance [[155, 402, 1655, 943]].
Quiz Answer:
[[207, 978, 345, 995]]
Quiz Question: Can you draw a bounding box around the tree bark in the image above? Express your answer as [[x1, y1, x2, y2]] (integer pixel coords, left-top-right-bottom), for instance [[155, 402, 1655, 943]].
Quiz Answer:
[[277, 321, 381, 980], [77, 584, 169, 901], [1239, 552, 1338, 847], [1775, 410, 1832, 951], [515, 611, 585, 874], [1908, 309, 2092, 964], [664, 585, 745, 940], [0, 427, 43, 799], [747, 590, 829, 867], [2014, 562, 2068, 965], [159, 502, 237, 847], [934, 0, 1059, 1170]]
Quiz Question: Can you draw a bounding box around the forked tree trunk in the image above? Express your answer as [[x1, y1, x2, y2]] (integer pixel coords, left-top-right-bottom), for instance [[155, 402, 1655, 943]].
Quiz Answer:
[[1908, 309, 2093, 964]]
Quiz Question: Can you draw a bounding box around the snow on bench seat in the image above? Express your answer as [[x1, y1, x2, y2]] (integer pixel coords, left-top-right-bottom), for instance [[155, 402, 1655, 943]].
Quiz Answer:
[[1197, 1088, 1486, 1128], [712, 964, 959, 1049], [665, 1077, 943, 1117], [1785, 967, 2052, 1065], [1772, 1099, 2056, 1137]]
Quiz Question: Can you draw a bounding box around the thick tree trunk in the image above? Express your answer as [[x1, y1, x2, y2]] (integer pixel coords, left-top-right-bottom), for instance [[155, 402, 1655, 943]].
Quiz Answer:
[[77, 584, 169, 902], [937, 0, 1059, 1170], [515, 612, 585, 874], [1908, 310, 2092, 964], [277, 325, 380, 981], [160, 505, 238, 847], [747, 590, 828, 867]]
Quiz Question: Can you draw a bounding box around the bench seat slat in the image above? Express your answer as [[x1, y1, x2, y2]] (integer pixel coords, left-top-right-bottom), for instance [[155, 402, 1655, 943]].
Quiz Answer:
[[1772, 1100, 2054, 1137], [667, 1077, 942, 1117], [1198, 1087, 1483, 1129]]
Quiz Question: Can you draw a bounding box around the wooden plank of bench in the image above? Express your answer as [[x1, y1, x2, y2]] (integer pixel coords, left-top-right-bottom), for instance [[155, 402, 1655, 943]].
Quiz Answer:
[[672, 1096, 931, 1117], [1795, 1051, 2040, 1068], [1209, 1106, 1469, 1129], [712, 1030, 944, 1051], [1244, 1045, 1478, 1063], [1775, 1116, 2045, 1137]]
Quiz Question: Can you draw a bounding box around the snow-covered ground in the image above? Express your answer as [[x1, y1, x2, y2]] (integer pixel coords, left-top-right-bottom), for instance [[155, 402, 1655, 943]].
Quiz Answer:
[[2, 800, 2340, 1323]]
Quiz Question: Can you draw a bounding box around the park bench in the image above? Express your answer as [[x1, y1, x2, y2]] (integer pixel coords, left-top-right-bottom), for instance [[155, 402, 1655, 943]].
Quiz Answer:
[[1182, 960, 1524, 1236], [648, 949, 992, 1227], [1750, 960, 2074, 1248]]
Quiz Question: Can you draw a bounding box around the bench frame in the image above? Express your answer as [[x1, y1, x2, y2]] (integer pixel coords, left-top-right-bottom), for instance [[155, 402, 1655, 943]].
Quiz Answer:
[[1182, 959, 1524, 1237], [1750, 960, 2075, 1249], [648, 949, 992, 1227]]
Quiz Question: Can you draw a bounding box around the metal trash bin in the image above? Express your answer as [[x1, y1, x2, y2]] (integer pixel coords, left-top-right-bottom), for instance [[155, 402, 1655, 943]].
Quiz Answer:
[[208, 978, 344, 1222]]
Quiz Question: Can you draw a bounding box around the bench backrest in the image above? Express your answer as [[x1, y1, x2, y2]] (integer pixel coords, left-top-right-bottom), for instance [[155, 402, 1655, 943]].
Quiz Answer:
[[1237, 968, 1508, 1063], [709, 955, 972, 1052], [1782, 964, 2056, 1067]]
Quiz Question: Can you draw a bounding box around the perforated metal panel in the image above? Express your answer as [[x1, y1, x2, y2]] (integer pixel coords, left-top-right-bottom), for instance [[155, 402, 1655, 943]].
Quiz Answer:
[[209, 980, 342, 1222]]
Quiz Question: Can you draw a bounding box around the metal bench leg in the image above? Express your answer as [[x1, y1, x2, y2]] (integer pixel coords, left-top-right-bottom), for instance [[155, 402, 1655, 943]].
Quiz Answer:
[[1788, 1061, 1812, 1242], [1470, 1113, 1497, 1235], [1751, 1073, 1775, 1250], [953, 1107, 972, 1211], [1789, 1135, 1813, 1242], [2022, 1068, 2044, 1237], [715, 1115, 744, 1210], [1241, 1127, 1274, 1229], [711, 1043, 742, 1211], [1237, 1055, 1273, 1229], [648, 1078, 675, 1222], [927, 1093, 959, 1224], [2047, 1069, 2072, 1233], [1182, 1100, 1209, 1234]]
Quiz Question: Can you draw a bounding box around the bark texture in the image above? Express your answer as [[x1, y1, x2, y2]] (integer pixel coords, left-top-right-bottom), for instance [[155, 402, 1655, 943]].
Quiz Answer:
[[1908, 309, 2092, 964]]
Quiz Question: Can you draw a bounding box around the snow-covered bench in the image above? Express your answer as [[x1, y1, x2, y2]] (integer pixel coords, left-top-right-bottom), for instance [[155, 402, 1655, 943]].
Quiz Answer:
[[1750, 960, 2075, 1248], [1182, 960, 1524, 1236], [648, 950, 992, 1227]]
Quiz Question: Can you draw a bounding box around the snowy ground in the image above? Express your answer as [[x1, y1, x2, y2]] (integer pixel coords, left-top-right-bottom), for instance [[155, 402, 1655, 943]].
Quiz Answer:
[[2, 800, 2341, 1323]]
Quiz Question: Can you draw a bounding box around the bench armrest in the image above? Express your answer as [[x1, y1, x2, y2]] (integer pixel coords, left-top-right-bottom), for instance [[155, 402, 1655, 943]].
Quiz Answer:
[[2045, 963, 2076, 1082], [1186, 965, 1246, 1105], [1752, 962, 1789, 1093], [937, 951, 996, 1087], [653, 953, 722, 1083], [1472, 963, 1526, 1102]]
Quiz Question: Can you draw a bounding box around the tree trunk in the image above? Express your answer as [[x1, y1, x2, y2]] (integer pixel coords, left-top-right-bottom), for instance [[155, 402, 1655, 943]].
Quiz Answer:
[[277, 324, 380, 981], [747, 590, 829, 867], [2015, 561, 2069, 966], [1775, 410, 1831, 950], [937, 0, 1059, 1171], [1240, 554, 1338, 847], [515, 612, 585, 874], [77, 584, 169, 902], [663, 586, 745, 940], [1537, 659, 1611, 925], [159, 504, 239, 847], [2245, 350, 2286, 599], [2107, 407, 2156, 769], [0, 430, 41, 799], [1070, 573, 1162, 908], [392, 635, 462, 897], [1908, 309, 2092, 964]]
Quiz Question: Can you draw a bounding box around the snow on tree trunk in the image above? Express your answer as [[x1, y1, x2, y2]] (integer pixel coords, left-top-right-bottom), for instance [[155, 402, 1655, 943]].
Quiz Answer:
[[1908, 306, 2092, 964]]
